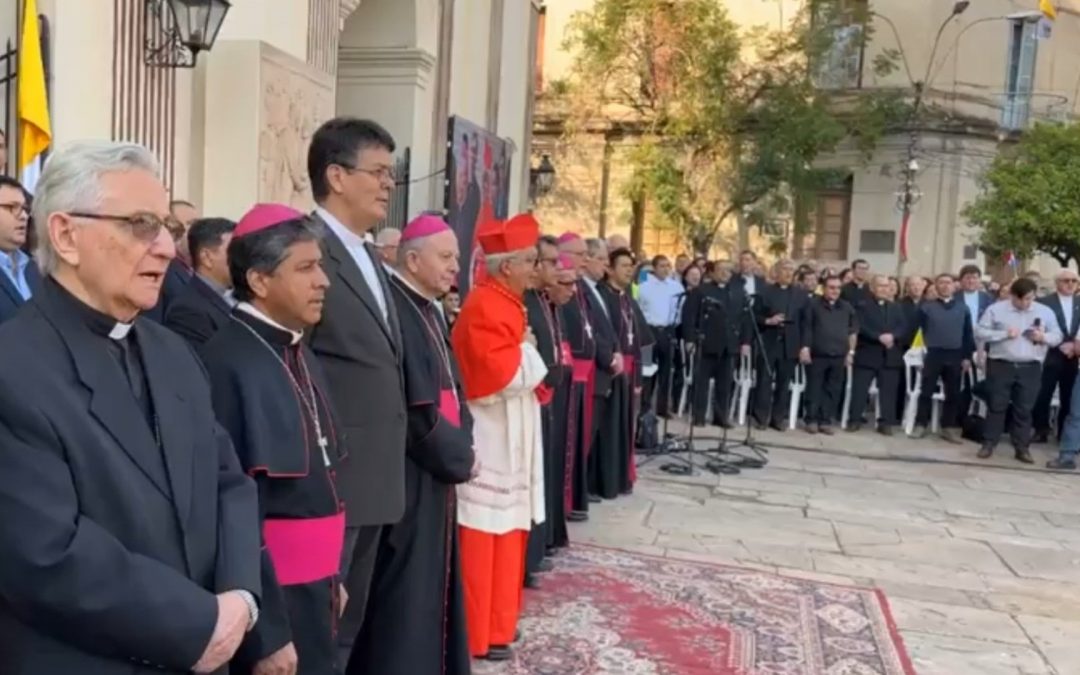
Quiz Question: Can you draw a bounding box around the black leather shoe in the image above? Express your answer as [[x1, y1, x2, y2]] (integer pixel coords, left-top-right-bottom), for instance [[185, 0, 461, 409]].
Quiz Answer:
[[588, 494, 602, 504], [536, 558, 554, 573], [480, 645, 512, 661], [1047, 457, 1078, 470], [769, 421, 785, 432], [877, 425, 894, 437], [567, 510, 588, 522], [846, 423, 862, 433], [1032, 431, 1050, 444], [524, 573, 540, 589], [1015, 448, 1034, 465], [976, 444, 994, 459]]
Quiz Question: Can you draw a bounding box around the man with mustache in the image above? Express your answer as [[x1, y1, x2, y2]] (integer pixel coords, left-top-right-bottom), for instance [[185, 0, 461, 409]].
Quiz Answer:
[[201, 204, 344, 674]]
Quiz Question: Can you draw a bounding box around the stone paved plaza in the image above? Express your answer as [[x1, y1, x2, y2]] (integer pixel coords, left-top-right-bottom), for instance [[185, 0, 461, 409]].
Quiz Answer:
[[568, 424, 1080, 674]]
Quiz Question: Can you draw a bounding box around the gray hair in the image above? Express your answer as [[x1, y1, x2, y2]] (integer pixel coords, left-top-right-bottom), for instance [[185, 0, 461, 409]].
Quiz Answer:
[[584, 237, 607, 258], [33, 141, 161, 274], [484, 247, 534, 277], [376, 227, 401, 246]]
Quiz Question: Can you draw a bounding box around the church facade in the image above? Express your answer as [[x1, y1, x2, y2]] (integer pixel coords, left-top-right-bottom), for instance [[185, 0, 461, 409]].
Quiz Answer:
[[0, 0, 542, 222]]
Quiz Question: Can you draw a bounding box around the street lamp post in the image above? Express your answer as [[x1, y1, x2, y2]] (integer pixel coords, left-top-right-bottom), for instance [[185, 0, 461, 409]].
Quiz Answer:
[[889, 0, 969, 278], [529, 154, 556, 203], [145, 0, 232, 68]]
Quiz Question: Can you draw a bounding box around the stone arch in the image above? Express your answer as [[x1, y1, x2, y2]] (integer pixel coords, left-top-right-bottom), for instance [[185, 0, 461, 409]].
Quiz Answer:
[[336, 0, 444, 215]]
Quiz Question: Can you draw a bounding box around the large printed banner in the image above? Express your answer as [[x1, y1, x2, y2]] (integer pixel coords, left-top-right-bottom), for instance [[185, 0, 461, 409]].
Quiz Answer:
[[444, 115, 512, 297]]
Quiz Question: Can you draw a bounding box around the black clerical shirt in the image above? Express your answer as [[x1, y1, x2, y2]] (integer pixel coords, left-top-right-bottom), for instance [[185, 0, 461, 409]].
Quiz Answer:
[[44, 277, 154, 430], [804, 295, 858, 357]]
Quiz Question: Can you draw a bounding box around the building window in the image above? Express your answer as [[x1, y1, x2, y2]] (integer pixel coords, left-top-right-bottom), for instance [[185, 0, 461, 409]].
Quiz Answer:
[[962, 244, 978, 260], [794, 174, 853, 262], [1002, 18, 1039, 130], [859, 229, 895, 254], [812, 0, 865, 90]]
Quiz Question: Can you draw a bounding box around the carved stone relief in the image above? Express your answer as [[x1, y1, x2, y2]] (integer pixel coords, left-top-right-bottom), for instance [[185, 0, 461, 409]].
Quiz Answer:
[[257, 44, 335, 211]]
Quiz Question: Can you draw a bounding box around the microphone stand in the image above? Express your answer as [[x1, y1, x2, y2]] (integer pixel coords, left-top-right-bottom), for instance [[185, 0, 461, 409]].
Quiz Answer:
[[705, 294, 770, 472], [645, 292, 685, 462]]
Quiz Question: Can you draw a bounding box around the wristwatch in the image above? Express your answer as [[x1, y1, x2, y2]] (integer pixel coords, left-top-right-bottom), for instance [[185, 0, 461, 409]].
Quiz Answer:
[[235, 590, 259, 631]]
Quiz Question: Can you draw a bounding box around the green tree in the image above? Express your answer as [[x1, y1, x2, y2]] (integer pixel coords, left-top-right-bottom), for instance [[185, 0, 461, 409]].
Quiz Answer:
[[964, 122, 1080, 269], [560, 0, 907, 254]]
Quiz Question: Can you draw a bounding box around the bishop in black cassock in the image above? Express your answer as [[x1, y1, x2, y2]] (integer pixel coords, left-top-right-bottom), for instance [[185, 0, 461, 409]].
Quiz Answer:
[[347, 215, 474, 675], [597, 248, 654, 498], [202, 205, 345, 675], [524, 236, 572, 579], [557, 236, 617, 516]]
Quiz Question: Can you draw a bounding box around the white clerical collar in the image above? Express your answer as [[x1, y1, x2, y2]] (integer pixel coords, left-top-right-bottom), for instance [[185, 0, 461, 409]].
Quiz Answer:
[[388, 267, 437, 302], [109, 322, 134, 340], [316, 206, 374, 247], [236, 302, 303, 345]]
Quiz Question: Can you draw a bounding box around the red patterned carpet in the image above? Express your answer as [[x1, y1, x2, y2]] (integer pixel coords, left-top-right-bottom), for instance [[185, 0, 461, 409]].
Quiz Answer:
[[474, 545, 916, 675]]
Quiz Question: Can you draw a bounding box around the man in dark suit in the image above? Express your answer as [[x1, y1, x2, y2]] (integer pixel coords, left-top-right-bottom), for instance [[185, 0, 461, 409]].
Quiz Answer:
[[580, 238, 620, 500], [1033, 269, 1080, 442], [0, 176, 42, 323], [304, 117, 408, 669], [841, 258, 872, 308], [164, 217, 235, 349], [0, 141, 261, 674], [848, 275, 907, 435], [682, 264, 749, 428], [753, 259, 810, 430], [730, 249, 766, 299]]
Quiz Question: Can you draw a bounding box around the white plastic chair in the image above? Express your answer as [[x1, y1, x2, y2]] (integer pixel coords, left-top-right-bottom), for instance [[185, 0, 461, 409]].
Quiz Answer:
[[788, 363, 806, 430], [677, 342, 694, 418], [841, 364, 854, 429], [734, 351, 754, 427], [902, 348, 924, 436]]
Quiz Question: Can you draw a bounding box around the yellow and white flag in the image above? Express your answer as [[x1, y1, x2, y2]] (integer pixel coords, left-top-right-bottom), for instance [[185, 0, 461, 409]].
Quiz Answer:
[[1040, 0, 1058, 20], [17, 0, 51, 194]]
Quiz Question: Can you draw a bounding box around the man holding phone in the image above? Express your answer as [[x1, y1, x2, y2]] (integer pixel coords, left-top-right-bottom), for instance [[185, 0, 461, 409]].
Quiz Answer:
[[975, 277, 1061, 463]]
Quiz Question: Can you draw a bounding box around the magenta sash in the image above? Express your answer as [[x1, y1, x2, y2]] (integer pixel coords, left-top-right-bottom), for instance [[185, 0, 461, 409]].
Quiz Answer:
[[263, 512, 346, 586], [440, 389, 461, 427], [624, 355, 638, 485]]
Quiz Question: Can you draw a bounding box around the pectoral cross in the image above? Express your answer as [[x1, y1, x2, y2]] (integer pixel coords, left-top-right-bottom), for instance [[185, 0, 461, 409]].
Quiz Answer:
[[585, 319, 593, 339], [318, 435, 331, 467], [628, 324, 634, 346]]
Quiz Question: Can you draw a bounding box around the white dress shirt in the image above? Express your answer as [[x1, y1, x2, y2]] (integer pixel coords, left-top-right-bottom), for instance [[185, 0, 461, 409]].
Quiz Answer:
[[975, 300, 1061, 363], [741, 274, 757, 296], [638, 274, 684, 327], [1059, 293, 1074, 337], [316, 207, 389, 322]]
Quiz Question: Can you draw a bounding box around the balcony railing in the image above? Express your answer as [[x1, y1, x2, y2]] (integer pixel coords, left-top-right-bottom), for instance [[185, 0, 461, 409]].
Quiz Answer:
[[995, 92, 1071, 130]]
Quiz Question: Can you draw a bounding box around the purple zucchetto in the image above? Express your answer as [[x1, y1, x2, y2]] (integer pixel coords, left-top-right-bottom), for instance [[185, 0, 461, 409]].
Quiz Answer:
[[401, 214, 452, 242], [234, 203, 306, 239]]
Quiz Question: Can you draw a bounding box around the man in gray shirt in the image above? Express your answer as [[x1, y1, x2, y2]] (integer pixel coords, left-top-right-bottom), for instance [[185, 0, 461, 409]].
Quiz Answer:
[[975, 277, 1062, 463]]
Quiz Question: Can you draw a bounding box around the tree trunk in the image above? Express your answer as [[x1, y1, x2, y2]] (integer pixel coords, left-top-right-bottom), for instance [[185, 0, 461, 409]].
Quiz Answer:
[[630, 195, 646, 253], [736, 210, 750, 253]]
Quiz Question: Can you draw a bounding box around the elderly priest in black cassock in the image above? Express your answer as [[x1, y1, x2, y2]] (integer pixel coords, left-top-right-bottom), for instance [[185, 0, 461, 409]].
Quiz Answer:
[[0, 140, 261, 674], [557, 233, 615, 520], [201, 204, 346, 675], [347, 214, 474, 675]]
